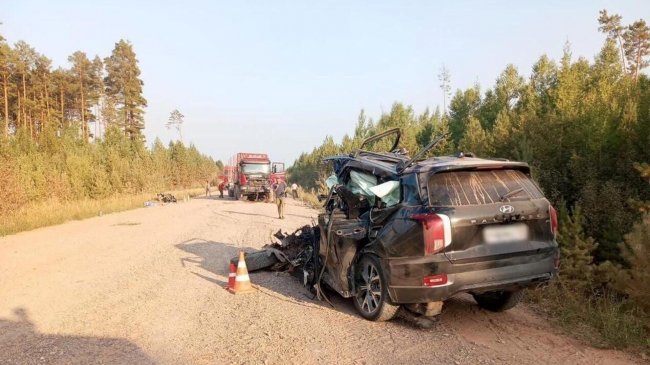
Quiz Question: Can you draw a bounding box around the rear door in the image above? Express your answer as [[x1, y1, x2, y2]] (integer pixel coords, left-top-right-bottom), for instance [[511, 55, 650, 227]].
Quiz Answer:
[[427, 169, 555, 264]]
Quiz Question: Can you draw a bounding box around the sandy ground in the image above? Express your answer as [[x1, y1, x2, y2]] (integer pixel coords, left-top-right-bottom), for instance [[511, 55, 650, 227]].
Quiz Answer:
[[0, 197, 642, 364]]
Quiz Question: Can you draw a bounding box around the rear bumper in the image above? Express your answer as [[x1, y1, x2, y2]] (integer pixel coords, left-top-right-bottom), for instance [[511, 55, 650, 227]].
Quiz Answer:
[[385, 249, 558, 304]]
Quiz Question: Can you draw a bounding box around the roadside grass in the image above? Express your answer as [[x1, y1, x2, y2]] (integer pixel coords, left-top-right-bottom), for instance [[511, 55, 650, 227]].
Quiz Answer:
[[296, 187, 323, 210], [0, 188, 205, 236], [527, 283, 650, 352]]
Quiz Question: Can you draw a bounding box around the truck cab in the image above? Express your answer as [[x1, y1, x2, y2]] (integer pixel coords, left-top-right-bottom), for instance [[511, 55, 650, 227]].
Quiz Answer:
[[228, 153, 273, 201]]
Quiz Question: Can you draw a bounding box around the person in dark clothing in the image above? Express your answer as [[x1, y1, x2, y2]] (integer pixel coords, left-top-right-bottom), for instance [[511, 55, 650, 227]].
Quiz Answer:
[[273, 180, 287, 219], [218, 181, 225, 198]]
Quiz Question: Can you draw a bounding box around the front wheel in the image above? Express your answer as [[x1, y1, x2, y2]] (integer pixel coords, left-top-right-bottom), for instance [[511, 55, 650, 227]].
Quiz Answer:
[[472, 289, 524, 312], [353, 255, 399, 321]]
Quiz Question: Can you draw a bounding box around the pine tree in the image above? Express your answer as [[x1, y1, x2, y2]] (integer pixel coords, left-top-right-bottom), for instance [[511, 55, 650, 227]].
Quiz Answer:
[[598, 9, 628, 73], [616, 213, 650, 313], [13, 41, 38, 136], [615, 163, 650, 313], [458, 116, 492, 156], [491, 108, 515, 157], [622, 19, 650, 80], [557, 205, 598, 292], [438, 64, 451, 115], [104, 40, 147, 139], [448, 84, 481, 146], [0, 36, 12, 136], [166, 109, 184, 142], [68, 51, 93, 140]]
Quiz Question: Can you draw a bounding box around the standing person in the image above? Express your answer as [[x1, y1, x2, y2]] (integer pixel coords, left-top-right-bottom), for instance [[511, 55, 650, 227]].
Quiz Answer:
[[273, 179, 287, 219], [205, 180, 211, 197], [218, 181, 225, 198], [291, 182, 298, 199]]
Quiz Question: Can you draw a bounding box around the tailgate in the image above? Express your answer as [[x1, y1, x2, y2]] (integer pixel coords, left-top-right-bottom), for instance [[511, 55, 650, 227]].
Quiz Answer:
[[426, 169, 555, 264], [442, 200, 554, 263]]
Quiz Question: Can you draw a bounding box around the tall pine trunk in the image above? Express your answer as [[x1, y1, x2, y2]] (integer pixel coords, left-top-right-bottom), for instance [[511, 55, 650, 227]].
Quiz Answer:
[[60, 84, 65, 128], [80, 75, 86, 141], [617, 35, 627, 74], [22, 72, 27, 128], [2, 73, 8, 136], [16, 88, 21, 130], [45, 78, 51, 120]]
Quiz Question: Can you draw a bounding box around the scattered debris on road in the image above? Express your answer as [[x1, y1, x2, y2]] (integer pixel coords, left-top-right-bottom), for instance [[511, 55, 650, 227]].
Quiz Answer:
[[231, 225, 315, 276], [157, 193, 177, 203]]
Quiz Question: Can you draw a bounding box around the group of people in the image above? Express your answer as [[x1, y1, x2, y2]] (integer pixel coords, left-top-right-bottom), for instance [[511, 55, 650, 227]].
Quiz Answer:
[[205, 177, 298, 220]]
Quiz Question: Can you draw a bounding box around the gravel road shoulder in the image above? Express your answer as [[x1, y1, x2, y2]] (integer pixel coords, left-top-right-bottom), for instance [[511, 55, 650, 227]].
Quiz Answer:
[[0, 197, 641, 364]]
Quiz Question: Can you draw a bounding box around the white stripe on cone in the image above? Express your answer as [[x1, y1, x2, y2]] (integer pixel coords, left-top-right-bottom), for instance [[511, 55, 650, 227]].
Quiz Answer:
[[238, 261, 247, 268], [236, 274, 250, 282]]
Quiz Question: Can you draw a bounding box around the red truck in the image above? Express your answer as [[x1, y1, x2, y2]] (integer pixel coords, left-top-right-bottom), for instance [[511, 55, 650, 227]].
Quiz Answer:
[[226, 153, 285, 201]]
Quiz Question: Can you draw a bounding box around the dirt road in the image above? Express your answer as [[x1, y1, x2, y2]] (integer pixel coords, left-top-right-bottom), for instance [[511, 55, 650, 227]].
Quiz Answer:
[[0, 197, 640, 364]]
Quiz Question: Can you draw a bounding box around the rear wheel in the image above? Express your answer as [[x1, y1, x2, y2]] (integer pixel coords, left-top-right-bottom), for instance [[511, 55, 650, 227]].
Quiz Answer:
[[473, 289, 524, 312], [353, 255, 399, 321]]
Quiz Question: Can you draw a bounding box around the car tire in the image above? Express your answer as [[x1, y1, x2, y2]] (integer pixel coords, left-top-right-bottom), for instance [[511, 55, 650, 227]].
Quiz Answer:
[[230, 251, 279, 272], [472, 289, 524, 312], [353, 255, 399, 321]]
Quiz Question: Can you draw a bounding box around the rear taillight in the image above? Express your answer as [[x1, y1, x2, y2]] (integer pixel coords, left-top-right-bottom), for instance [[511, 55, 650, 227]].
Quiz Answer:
[[423, 274, 448, 287], [549, 205, 558, 237], [410, 213, 452, 255]]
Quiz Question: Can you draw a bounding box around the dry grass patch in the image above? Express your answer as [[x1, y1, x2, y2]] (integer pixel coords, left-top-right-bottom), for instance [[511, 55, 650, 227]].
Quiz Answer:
[[0, 188, 204, 236]]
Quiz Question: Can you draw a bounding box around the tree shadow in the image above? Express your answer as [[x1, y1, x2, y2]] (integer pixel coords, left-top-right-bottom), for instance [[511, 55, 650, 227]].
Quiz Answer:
[[0, 308, 155, 364]]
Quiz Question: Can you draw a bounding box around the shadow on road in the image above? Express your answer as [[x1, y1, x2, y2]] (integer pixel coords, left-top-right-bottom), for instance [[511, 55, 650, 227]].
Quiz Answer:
[[222, 210, 272, 219], [0, 308, 154, 364], [192, 195, 222, 201], [174, 238, 499, 327], [174, 238, 356, 313]]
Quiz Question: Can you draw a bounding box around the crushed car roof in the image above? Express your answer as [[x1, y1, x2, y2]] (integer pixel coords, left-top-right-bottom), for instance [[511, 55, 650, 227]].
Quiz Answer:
[[325, 152, 531, 177]]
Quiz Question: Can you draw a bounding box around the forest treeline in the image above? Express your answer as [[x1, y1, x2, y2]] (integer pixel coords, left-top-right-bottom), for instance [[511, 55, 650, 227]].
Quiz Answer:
[[0, 35, 218, 218], [289, 11, 650, 346]]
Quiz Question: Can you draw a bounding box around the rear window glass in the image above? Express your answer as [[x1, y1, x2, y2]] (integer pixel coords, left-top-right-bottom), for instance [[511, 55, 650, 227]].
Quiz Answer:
[[427, 169, 544, 206]]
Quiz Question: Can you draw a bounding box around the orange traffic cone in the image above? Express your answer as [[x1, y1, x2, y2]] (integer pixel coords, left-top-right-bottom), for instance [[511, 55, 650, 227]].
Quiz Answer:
[[226, 262, 236, 290], [228, 251, 255, 294]]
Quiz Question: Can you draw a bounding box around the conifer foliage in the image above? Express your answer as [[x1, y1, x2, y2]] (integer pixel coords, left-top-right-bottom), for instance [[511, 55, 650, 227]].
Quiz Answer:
[[0, 36, 218, 219]]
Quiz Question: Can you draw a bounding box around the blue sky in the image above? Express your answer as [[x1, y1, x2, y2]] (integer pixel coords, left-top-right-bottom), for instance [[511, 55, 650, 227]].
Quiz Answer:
[[3, 1, 649, 164]]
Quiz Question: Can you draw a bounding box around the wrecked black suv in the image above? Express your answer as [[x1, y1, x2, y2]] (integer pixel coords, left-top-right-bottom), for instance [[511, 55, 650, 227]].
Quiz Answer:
[[311, 128, 559, 321]]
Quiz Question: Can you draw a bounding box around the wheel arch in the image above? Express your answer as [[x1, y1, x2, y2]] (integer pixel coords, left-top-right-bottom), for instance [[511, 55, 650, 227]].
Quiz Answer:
[[351, 249, 398, 304]]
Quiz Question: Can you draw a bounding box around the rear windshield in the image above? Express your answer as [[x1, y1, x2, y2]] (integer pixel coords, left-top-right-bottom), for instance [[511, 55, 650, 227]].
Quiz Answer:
[[427, 169, 544, 206]]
